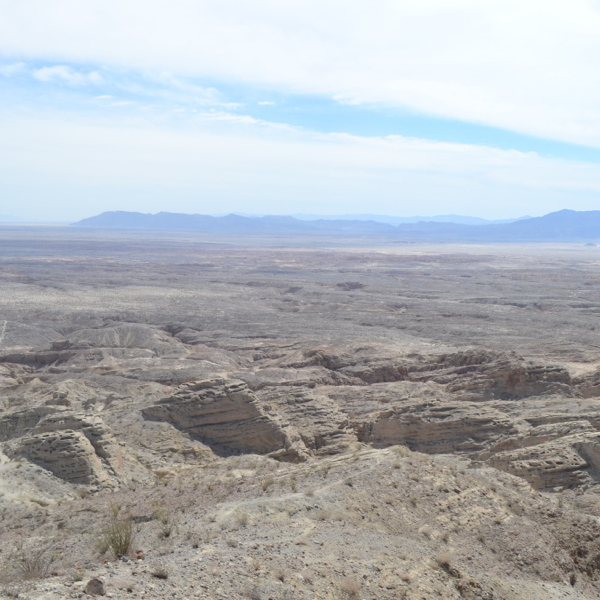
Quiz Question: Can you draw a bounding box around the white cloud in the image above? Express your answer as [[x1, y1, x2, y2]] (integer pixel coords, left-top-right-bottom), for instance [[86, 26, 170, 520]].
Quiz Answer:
[[0, 61, 25, 76], [257, 101, 276, 106], [195, 111, 262, 126], [1, 1, 600, 146], [33, 65, 102, 85], [1, 109, 600, 221]]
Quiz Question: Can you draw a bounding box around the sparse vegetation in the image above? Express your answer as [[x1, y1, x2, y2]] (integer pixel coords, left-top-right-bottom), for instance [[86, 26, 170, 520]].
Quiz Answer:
[[261, 476, 274, 491], [434, 551, 455, 571], [234, 510, 249, 528], [97, 509, 136, 558], [150, 562, 169, 580], [11, 542, 56, 581], [332, 576, 361, 600], [5, 232, 600, 599], [153, 505, 177, 539]]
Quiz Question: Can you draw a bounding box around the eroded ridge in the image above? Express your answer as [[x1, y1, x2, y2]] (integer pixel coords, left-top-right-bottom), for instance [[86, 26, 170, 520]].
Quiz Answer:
[[3, 233, 600, 598]]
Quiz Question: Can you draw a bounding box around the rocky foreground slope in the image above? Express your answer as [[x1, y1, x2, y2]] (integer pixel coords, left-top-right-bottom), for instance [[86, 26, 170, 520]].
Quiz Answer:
[[4, 323, 600, 599], [2, 232, 600, 598]]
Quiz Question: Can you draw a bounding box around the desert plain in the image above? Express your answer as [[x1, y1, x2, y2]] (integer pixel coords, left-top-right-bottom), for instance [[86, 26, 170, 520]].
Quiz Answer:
[[2, 228, 600, 599]]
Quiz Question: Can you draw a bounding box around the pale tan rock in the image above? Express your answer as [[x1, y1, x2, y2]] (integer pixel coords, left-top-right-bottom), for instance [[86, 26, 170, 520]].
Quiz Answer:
[[354, 401, 519, 454], [143, 379, 300, 458], [258, 387, 357, 455], [410, 350, 573, 400], [5, 429, 109, 485], [0, 406, 58, 442], [1, 407, 124, 485], [488, 432, 600, 490]]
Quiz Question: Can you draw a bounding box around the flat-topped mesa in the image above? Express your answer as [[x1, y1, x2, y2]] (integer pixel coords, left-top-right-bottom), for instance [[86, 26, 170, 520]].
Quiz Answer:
[[142, 378, 307, 460]]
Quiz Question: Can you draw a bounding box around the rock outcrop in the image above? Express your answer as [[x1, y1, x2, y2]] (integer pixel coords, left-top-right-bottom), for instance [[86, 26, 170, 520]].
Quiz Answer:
[[408, 350, 573, 400], [143, 379, 305, 460], [258, 387, 356, 455], [6, 429, 109, 485], [488, 433, 600, 490], [354, 400, 520, 453], [0, 406, 58, 442], [2, 409, 121, 486]]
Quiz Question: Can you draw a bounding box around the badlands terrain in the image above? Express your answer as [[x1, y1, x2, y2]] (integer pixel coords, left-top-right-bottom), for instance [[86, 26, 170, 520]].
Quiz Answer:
[[2, 228, 600, 599]]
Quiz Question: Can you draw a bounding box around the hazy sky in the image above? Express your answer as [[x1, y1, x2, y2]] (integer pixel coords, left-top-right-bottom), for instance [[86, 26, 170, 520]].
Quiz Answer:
[[2, 0, 600, 221]]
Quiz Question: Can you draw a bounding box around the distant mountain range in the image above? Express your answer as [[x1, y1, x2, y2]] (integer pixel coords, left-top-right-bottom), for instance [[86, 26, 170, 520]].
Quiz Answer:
[[289, 214, 529, 225], [74, 209, 600, 242]]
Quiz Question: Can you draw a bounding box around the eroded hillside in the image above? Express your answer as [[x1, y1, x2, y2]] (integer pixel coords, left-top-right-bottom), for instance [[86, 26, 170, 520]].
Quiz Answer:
[[2, 230, 600, 599]]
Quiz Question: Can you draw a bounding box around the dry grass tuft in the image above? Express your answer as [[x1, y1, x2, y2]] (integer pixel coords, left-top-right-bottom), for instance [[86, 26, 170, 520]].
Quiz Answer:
[[234, 509, 249, 528], [332, 575, 362, 599], [11, 541, 56, 581], [153, 505, 177, 539], [261, 477, 274, 491], [150, 562, 169, 579], [98, 511, 136, 558], [434, 551, 455, 570]]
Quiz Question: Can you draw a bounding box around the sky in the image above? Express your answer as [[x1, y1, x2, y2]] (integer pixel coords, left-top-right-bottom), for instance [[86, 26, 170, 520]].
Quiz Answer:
[[2, 1, 600, 221]]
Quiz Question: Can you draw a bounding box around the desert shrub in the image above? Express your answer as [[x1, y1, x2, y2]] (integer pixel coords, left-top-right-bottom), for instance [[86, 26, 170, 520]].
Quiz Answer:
[[393, 444, 411, 457], [98, 511, 135, 558], [70, 569, 85, 582], [434, 551, 454, 570], [234, 510, 249, 528], [332, 576, 361, 599], [261, 477, 274, 491], [150, 562, 169, 579], [12, 541, 56, 580], [153, 506, 177, 539]]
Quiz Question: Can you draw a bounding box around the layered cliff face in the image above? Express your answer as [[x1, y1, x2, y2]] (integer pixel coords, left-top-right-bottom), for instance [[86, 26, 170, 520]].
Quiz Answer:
[[6, 429, 109, 485], [142, 379, 303, 460], [354, 401, 520, 453], [3, 410, 122, 487], [413, 350, 574, 400], [3, 329, 600, 496]]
